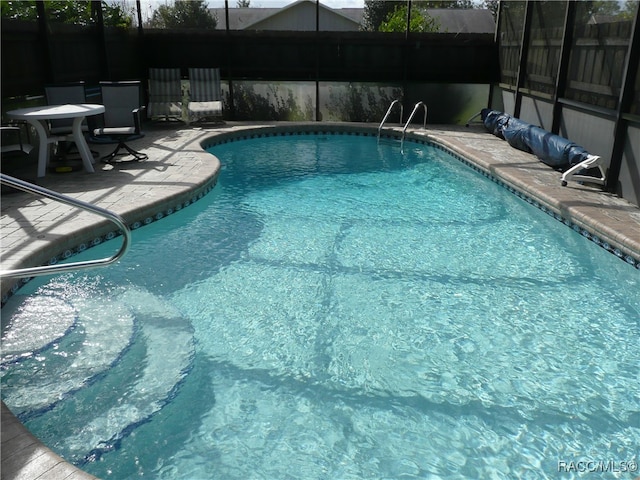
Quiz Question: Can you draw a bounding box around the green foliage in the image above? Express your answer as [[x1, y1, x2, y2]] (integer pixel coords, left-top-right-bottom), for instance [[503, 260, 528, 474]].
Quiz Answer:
[[361, 1, 404, 31], [1, 1, 38, 20], [572, 1, 635, 23], [364, 0, 477, 32], [482, 0, 500, 20], [619, 1, 639, 20], [45, 0, 92, 24], [102, 2, 133, 28], [380, 5, 440, 33], [587, 1, 622, 16], [149, 0, 217, 29], [1, 0, 132, 27]]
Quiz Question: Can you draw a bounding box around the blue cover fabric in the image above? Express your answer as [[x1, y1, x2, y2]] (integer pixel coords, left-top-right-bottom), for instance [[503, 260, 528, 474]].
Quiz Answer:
[[480, 109, 591, 169], [481, 108, 509, 138], [501, 117, 532, 153]]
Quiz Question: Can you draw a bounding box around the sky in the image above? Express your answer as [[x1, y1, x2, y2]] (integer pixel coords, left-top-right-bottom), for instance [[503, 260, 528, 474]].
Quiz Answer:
[[230, 0, 366, 6]]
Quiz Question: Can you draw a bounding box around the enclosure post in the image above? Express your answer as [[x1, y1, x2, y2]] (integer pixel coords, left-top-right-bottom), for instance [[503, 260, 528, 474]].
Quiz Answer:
[[35, 2, 54, 84], [551, 1, 576, 135], [316, 0, 320, 121], [401, 1, 412, 115], [136, 0, 143, 34], [225, 0, 236, 120], [513, 0, 533, 118], [488, 1, 503, 109], [92, 1, 110, 80], [405, 0, 412, 41], [606, 4, 640, 194]]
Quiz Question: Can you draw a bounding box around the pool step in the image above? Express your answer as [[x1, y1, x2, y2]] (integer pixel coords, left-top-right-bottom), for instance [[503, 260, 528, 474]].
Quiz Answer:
[[1, 293, 135, 418], [21, 288, 194, 464], [1, 294, 77, 364]]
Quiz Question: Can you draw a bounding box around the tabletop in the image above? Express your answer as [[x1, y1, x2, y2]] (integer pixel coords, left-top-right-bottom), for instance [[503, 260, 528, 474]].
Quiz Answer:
[[6, 104, 105, 120]]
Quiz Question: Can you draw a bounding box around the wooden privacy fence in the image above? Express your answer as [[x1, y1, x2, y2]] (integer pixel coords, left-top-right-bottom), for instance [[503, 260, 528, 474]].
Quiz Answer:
[[499, 18, 636, 111], [566, 21, 635, 109]]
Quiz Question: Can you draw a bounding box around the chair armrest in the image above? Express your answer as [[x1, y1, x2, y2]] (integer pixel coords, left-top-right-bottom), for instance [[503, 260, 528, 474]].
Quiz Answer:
[[0, 125, 22, 137], [132, 106, 146, 133], [1, 125, 29, 153]]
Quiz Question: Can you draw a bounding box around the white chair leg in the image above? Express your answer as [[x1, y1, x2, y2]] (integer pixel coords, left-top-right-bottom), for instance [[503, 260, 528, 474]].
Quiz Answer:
[[465, 111, 483, 127], [561, 154, 606, 187]]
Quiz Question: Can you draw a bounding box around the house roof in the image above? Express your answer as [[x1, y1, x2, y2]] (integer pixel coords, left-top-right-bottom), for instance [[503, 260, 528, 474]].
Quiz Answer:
[[212, 0, 361, 30], [211, 1, 495, 34], [429, 9, 495, 34], [212, 6, 273, 30], [588, 14, 625, 24]]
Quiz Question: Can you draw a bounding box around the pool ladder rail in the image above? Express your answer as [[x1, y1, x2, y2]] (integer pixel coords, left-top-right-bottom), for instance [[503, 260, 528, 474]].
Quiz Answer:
[[377, 99, 404, 141], [378, 101, 428, 151], [401, 101, 428, 150], [0, 173, 131, 279]]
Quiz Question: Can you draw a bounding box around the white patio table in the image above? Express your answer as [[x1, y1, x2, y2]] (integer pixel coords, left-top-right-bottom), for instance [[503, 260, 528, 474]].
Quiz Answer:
[[6, 104, 105, 178]]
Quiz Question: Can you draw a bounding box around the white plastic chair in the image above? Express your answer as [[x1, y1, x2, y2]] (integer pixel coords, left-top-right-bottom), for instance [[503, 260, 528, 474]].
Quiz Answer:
[[147, 68, 183, 121], [187, 68, 223, 124]]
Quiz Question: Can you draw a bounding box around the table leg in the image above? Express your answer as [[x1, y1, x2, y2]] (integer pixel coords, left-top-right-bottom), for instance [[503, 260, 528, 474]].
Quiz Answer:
[[72, 116, 95, 174], [27, 119, 50, 178]]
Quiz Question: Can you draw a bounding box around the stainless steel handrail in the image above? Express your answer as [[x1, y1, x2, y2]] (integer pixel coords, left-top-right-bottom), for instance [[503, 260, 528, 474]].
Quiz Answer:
[[377, 100, 404, 141], [401, 101, 427, 150], [0, 173, 131, 279]]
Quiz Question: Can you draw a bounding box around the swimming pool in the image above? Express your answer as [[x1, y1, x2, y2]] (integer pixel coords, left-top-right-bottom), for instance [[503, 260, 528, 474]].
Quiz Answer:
[[1, 132, 639, 479]]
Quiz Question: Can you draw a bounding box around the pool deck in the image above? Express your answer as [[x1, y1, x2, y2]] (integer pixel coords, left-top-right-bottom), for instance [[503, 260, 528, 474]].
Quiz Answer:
[[1, 121, 640, 480]]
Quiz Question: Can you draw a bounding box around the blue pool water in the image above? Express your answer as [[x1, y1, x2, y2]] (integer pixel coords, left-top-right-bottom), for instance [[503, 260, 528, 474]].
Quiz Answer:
[[2, 133, 639, 479]]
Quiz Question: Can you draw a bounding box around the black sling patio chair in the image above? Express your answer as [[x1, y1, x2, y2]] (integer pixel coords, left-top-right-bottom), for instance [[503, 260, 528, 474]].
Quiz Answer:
[[89, 81, 148, 163], [44, 81, 89, 160]]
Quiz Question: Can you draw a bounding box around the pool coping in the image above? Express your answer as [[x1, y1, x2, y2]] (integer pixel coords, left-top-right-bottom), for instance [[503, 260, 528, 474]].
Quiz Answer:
[[1, 121, 639, 480]]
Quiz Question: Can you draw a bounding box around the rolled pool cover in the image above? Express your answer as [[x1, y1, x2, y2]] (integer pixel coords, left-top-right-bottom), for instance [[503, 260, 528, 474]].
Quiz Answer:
[[480, 109, 592, 170]]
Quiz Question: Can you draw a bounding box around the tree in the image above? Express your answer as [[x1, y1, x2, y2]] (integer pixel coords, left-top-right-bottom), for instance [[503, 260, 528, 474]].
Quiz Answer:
[[379, 5, 440, 33], [237, 0, 251, 7], [101, 2, 134, 28], [482, 0, 500, 20], [149, 0, 217, 29], [1, 1, 38, 20], [620, 0, 639, 20], [1, 0, 132, 27], [363, 0, 477, 32], [362, 1, 404, 31], [588, 1, 622, 17]]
